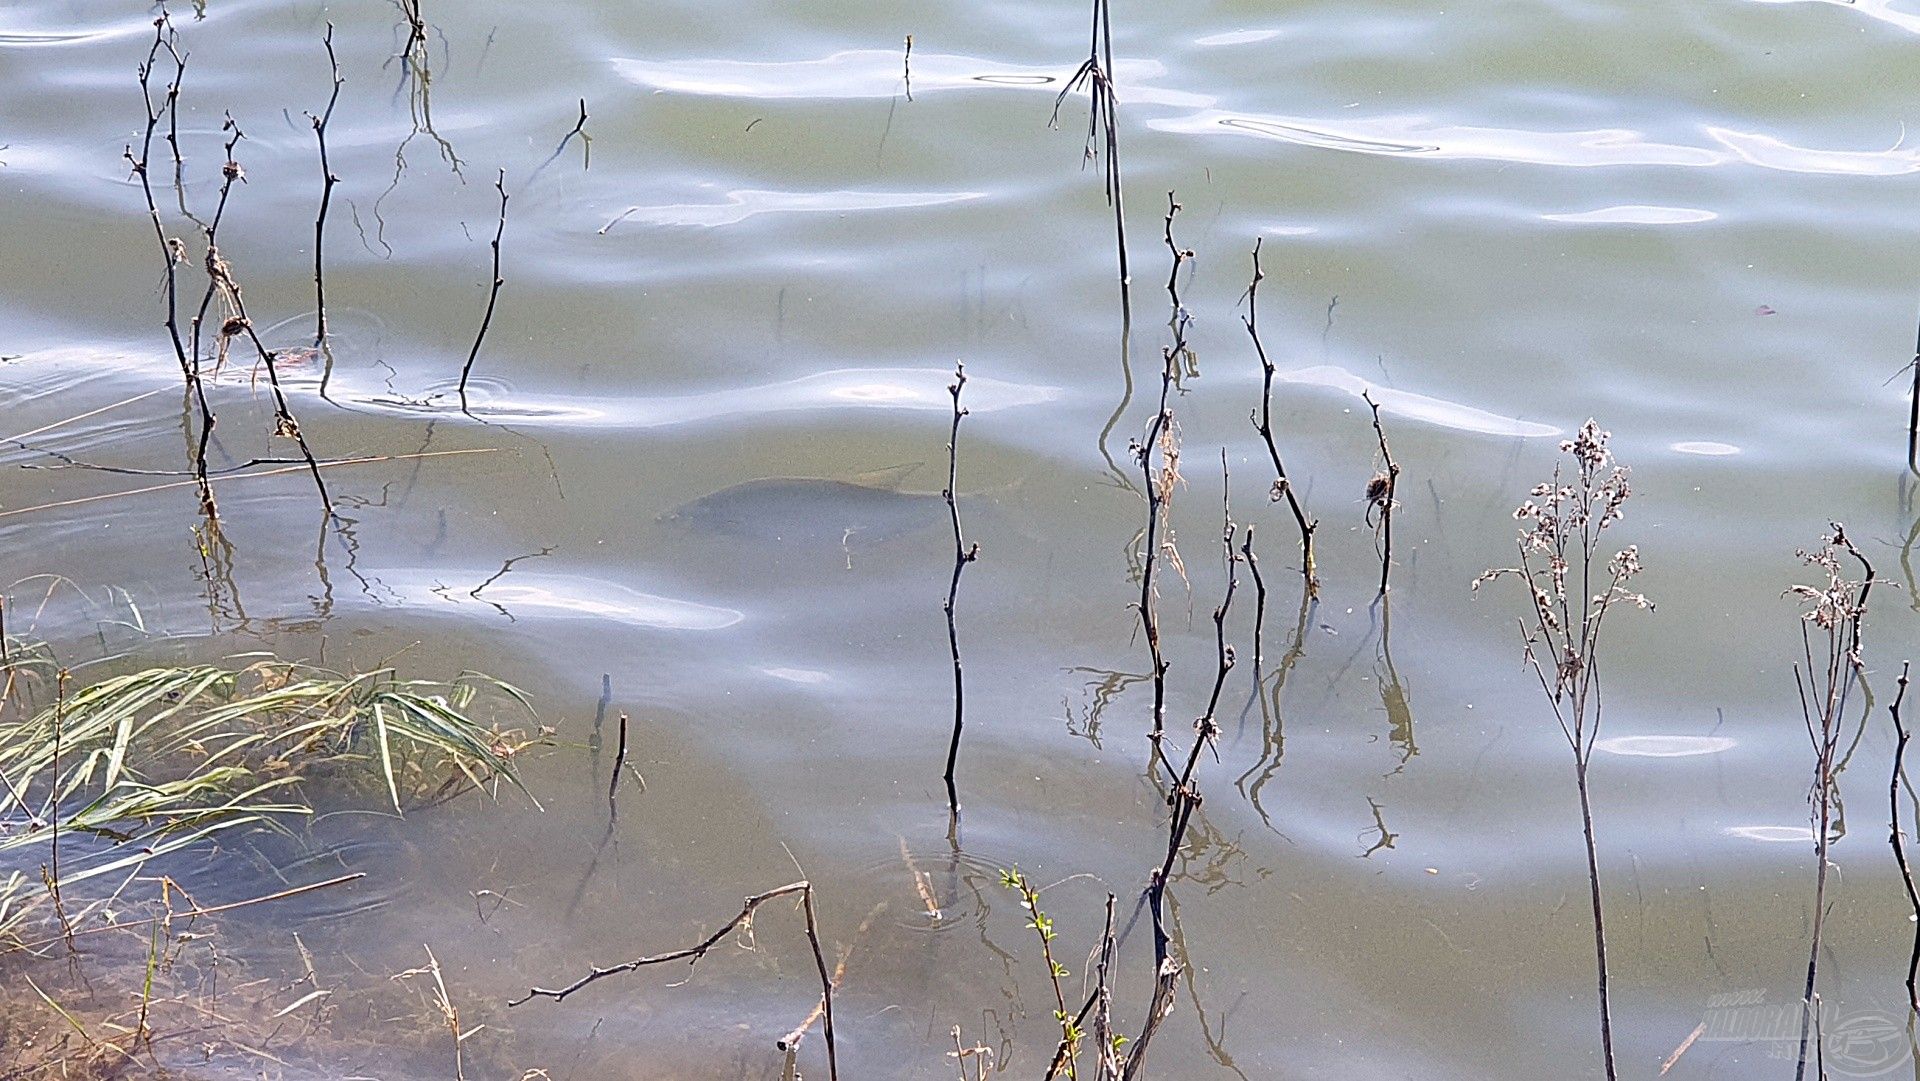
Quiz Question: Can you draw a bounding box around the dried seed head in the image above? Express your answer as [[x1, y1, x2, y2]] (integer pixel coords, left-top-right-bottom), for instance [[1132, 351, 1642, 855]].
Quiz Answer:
[[1365, 472, 1392, 508], [222, 160, 244, 182], [219, 316, 248, 338]]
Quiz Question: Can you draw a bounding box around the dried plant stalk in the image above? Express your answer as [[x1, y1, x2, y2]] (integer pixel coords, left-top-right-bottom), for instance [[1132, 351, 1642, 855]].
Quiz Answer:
[[1476, 420, 1649, 1081]]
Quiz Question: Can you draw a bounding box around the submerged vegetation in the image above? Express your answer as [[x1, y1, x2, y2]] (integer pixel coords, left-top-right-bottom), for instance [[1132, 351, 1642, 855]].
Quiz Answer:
[[0, 651, 536, 943]]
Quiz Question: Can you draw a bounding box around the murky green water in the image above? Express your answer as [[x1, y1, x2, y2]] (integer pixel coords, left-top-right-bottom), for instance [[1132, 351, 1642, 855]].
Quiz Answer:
[[7, 0, 1920, 1077]]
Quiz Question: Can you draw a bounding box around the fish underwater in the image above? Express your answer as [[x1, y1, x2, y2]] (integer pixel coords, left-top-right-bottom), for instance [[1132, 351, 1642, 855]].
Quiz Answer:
[[665, 463, 952, 549]]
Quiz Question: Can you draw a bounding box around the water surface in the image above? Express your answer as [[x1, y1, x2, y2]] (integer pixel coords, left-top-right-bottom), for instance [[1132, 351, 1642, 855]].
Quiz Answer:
[[4, 0, 1920, 1077]]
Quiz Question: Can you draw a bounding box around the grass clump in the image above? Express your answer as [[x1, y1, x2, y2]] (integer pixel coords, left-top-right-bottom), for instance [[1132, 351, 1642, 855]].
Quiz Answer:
[[0, 655, 538, 942]]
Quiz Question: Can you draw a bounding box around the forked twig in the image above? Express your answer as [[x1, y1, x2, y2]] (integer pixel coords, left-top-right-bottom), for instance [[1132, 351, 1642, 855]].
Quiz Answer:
[[1244, 240, 1319, 595], [942, 362, 981, 816], [1363, 390, 1400, 598], [510, 881, 838, 1080], [309, 22, 344, 348], [459, 169, 510, 412], [1136, 194, 1189, 756], [1790, 523, 1873, 1080], [1890, 661, 1919, 1012], [1050, 0, 1129, 311]]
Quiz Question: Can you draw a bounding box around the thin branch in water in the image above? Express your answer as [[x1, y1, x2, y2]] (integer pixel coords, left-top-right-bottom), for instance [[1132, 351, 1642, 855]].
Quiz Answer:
[[1363, 390, 1400, 598], [1909, 301, 1919, 475], [1790, 523, 1873, 1081], [942, 362, 981, 816], [309, 22, 344, 349], [1127, 454, 1238, 1078], [1890, 661, 1919, 1013], [1136, 193, 1189, 756], [530, 98, 591, 179], [469, 545, 556, 618], [510, 880, 838, 1081], [1243, 239, 1318, 595], [608, 712, 630, 814], [1241, 525, 1266, 673], [1090, 893, 1120, 1080], [1050, 0, 1129, 313], [459, 169, 509, 412], [125, 16, 217, 520]]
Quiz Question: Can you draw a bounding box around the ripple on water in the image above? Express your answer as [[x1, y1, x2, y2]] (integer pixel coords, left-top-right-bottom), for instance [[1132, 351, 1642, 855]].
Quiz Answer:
[[851, 842, 1024, 937], [598, 188, 986, 230], [760, 666, 830, 684], [1544, 205, 1718, 225], [611, 49, 1210, 108], [1594, 735, 1736, 757], [1275, 365, 1558, 438], [373, 367, 1058, 430], [0, 20, 150, 48], [392, 570, 744, 630], [1157, 109, 1920, 176], [1671, 440, 1741, 456], [1725, 825, 1816, 844], [1195, 28, 1283, 46], [1151, 111, 1710, 165]]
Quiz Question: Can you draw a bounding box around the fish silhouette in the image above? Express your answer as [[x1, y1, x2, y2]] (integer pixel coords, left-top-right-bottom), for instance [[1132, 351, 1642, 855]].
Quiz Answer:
[[666, 463, 947, 548]]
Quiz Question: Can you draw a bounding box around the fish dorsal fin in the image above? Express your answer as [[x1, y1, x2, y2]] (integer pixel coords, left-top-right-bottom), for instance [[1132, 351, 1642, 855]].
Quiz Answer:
[[848, 461, 925, 491]]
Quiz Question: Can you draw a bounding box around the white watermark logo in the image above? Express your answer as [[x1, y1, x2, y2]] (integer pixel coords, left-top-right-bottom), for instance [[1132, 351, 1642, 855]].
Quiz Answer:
[[1696, 990, 1909, 1078]]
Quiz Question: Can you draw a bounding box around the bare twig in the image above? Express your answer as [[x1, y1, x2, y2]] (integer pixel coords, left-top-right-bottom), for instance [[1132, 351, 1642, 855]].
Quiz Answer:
[[309, 23, 343, 348], [1241, 525, 1266, 672], [1136, 194, 1189, 755], [1363, 390, 1400, 598], [1791, 523, 1874, 1080], [11, 874, 363, 953], [1091, 894, 1120, 1080], [459, 169, 509, 411], [1127, 456, 1239, 1078], [942, 362, 981, 815], [530, 99, 591, 179], [903, 35, 914, 102], [1909, 305, 1919, 476], [1243, 240, 1319, 595], [181, 117, 332, 514], [393, 946, 469, 1081], [608, 712, 629, 810], [511, 881, 838, 1081], [1890, 662, 1919, 1012], [125, 16, 218, 519], [1051, 0, 1129, 312]]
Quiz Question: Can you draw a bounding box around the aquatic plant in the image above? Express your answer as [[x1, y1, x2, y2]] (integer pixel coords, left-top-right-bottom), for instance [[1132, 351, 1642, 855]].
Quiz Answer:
[[1476, 419, 1649, 1081], [1001, 867, 1083, 1080], [1784, 524, 1873, 1080], [0, 657, 535, 943]]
